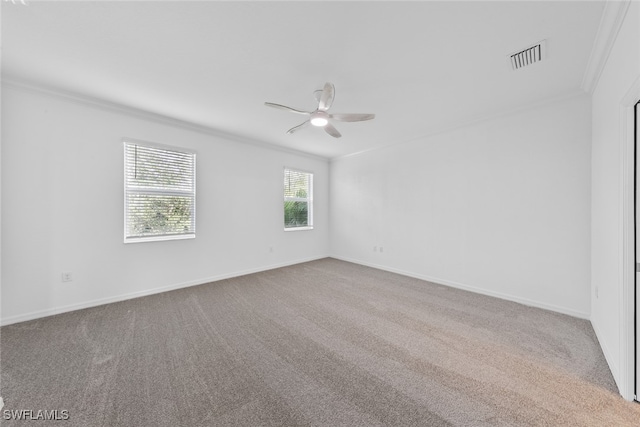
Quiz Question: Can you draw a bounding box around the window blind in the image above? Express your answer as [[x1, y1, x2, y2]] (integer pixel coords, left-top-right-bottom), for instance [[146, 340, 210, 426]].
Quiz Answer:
[[124, 142, 196, 241], [284, 168, 312, 229]]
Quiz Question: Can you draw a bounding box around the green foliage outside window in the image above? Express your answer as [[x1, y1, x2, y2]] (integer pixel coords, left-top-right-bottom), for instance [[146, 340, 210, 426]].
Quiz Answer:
[[284, 167, 312, 229], [284, 189, 308, 227], [128, 195, 193, 237]]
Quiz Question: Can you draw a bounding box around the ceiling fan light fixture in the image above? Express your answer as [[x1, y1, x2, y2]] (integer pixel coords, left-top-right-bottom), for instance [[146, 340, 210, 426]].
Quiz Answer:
[[310, 116, 328, 127], [310, 111, 329, 127]]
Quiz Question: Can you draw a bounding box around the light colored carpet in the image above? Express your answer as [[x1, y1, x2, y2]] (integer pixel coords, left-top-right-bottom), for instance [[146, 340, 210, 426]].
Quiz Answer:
[[1, 258, 639, 426]]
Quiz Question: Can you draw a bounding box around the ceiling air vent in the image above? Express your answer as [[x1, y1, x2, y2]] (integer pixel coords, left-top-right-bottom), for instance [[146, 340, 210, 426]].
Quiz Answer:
[[509, 40, 546, 71]]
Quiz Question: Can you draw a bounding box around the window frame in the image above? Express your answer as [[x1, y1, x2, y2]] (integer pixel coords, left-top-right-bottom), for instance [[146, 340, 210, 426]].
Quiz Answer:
[[283, 167, 314, 231], [123, 138, 196, 243]]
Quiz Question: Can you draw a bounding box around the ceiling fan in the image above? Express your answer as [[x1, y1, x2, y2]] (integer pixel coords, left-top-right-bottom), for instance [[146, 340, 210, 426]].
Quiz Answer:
[[265, 82, 375, 138]]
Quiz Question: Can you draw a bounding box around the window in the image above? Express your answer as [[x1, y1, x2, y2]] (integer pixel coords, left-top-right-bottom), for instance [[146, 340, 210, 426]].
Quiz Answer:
[[284, 168, 313, 230], [124, 140, 196, 243]]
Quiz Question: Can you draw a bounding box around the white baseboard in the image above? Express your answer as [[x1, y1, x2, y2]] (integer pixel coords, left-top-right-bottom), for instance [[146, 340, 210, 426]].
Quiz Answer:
[[0, 255, 329, 326], [330, 255, 591, 320], [2, 254, 591, 325]]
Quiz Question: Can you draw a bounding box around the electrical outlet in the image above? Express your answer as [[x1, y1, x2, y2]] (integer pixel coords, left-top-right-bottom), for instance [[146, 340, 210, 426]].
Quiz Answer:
[[373, 246, 377, 252], [269, 246, 274, 253], [595, 286, 599, 299], [61, 272, 73, 282], [379, 247, 384, 253]]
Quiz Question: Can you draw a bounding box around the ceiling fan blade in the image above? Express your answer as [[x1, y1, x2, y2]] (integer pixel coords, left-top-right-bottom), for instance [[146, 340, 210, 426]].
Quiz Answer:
[[286, 120, 310, 134], [330, 113, 375, 122], [264, 102, 310, 115], [318, 82, 335, 111], [324, 122, 342, 138]]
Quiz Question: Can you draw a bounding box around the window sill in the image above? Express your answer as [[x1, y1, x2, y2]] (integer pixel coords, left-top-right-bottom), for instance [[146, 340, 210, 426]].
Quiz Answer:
[[284, 226, 314, 232], [124, 234, 195, 244]]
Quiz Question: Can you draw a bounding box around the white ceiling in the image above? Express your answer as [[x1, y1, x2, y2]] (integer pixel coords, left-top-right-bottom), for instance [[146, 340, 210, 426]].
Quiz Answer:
[[2, 1, 605, 159]]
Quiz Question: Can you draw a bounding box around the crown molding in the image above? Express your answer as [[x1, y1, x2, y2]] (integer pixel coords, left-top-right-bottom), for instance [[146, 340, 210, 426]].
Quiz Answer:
[[1, 77, 329, 163], [581, 0, 631, 94]]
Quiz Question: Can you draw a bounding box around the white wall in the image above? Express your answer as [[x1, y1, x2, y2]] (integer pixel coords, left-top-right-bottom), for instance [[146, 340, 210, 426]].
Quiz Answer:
[[590, 1, 639, 395], [1, 84, 329, 325], [330, 94, 592, 318]]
